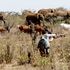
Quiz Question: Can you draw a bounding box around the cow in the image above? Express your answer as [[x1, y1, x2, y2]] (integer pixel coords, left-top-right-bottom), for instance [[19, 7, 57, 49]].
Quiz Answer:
[[17, 24, 31, 33], [17, 24, 45, 34], [37, 30, 66, 57], [0, 26, 6, 33], [60, 23, 70, 30], [17, 24, 53, 35], [34, 24, 46, 35], [37, 33, 56, 56], [26, 13, 44, 26], [0, 14, 5, 24]]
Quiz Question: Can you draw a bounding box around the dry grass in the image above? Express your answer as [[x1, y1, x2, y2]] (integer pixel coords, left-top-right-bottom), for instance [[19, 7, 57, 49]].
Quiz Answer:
[[0, 14, 70, 70]]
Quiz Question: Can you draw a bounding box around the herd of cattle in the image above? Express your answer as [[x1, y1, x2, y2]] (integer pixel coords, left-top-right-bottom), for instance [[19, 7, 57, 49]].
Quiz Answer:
[[0, 8, 70, 33], [0, 12, 49, 34], [38, 8, 70, 18], [0, 9, 70, 56]]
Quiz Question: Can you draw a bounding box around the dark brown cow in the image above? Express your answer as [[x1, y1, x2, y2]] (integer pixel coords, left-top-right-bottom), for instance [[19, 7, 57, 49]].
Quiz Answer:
[[26, 13, 44, 26]]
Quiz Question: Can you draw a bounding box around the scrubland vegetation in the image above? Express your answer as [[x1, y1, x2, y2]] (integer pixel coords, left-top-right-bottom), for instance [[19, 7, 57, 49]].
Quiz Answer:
[[0, 7, 70, 70]]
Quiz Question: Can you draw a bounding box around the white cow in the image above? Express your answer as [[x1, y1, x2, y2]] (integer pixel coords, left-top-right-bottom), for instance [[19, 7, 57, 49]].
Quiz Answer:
[[41, 33, 56, 47], [38, 31, 65, 56], [37, 33, 56, 56], [60, 23, 70, 30]]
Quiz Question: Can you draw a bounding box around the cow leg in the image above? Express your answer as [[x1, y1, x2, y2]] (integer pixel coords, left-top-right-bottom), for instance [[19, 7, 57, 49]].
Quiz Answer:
[[39, 48, 45, 57], [45, 47, 50, 56]]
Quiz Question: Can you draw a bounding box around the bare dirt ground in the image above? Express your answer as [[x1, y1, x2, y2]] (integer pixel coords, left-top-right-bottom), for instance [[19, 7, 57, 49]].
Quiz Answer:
[[0, 64, 40, 70]]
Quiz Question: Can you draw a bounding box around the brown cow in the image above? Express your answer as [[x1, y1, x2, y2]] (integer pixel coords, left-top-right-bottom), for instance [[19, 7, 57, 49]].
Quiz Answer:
[[34, 24, 45, 35], [17, 24, 46, 35], [17, 24, 31, 33], [38, 9, 55, 17], [54, 10, 67, 17], [0, 26, 6, 33], [38, 8, 68, 17]]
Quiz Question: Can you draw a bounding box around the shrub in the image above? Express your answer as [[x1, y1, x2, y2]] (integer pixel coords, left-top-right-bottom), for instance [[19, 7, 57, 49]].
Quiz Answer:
[[17, 53, 28, 65], [4, 44, 13, 64], [0, 53, 4, 64]]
